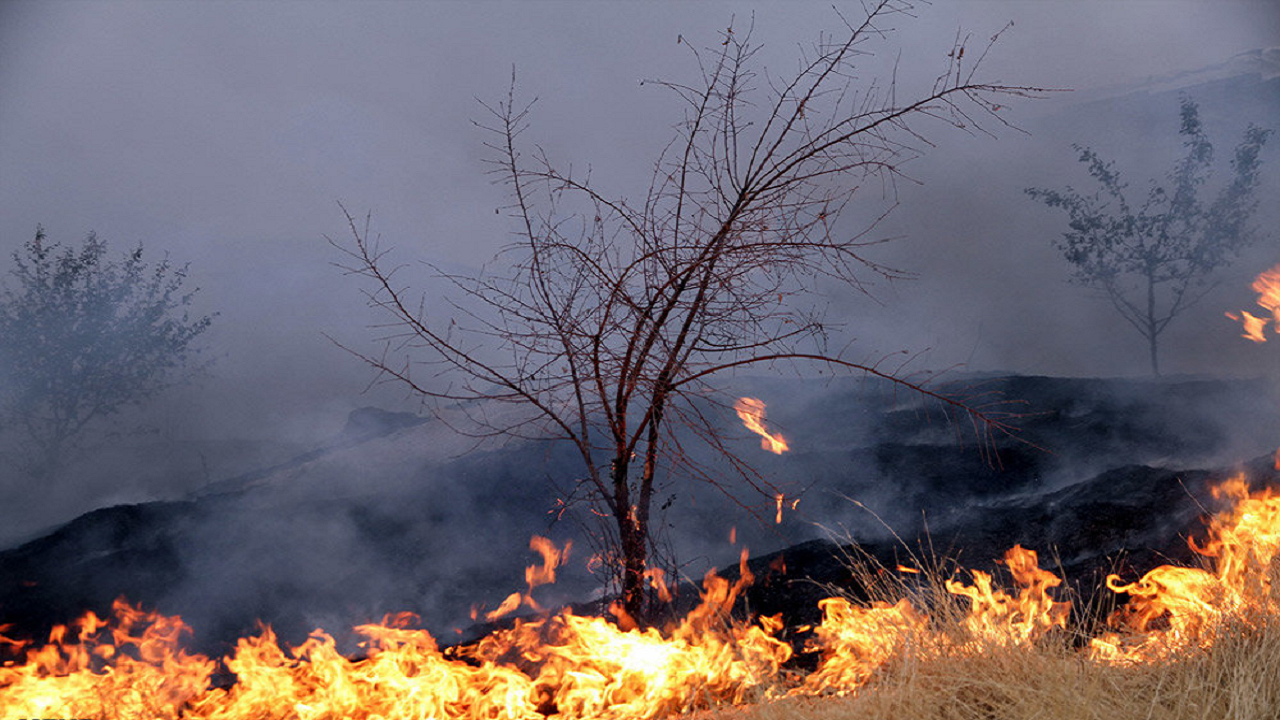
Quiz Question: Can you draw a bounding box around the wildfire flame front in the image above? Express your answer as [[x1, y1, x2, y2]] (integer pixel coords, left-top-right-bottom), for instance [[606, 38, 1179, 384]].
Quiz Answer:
[[6, 475, 1280, 716]]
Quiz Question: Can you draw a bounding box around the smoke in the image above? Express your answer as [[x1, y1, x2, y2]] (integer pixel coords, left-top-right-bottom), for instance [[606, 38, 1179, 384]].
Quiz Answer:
[[0, 0, 1278, 651]]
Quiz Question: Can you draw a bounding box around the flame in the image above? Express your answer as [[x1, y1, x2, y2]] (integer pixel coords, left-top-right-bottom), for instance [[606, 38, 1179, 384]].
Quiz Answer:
[[945, 545, 1071, 647], [0, 598, 215, 719], [734, 397, 789, 454], [479, 535, 571, 621], [800, 598, 924, 693], [642, 567, 674, 603], [0, 540, 1087, 716], [1226, 310, 1270, 342], [1254, 264, 1280, 321], [1091, 475, 1280, 662], [9, 474, 1280, 716], [1228, 263, 1280, 342]]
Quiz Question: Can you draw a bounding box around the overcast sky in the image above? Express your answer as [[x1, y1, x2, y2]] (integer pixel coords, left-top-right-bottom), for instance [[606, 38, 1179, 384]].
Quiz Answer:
[[1, 0, 1277, 454]]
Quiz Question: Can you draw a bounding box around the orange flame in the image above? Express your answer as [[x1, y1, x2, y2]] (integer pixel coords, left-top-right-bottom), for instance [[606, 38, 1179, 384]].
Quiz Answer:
[[1255, 264, 1280, 319], [9, 474, 1280, 716], [1228, 263, 1280, 342], [481, 535, 571, 621], [945, 545, 1071, 647], [1092, 475, 1280, 661], [0, 598, 215, 719], [734, 397, 789, 454], [800, 598, 924, 693], [1226, 310, 1270, 342], [642, 567, 674, 603]]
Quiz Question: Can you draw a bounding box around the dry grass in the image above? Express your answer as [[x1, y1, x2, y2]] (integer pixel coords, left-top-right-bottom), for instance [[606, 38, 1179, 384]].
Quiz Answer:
[[712, 605, 1280, 720], [701, 526, 1280, 720]]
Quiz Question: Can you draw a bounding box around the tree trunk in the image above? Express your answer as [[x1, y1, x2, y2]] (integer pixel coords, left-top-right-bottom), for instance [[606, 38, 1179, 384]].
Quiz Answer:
[[1146, 271, 1161, 377], [619, 512, 647, 624], [610, 456, 647, 624], [1148, 332, 1160, 377]]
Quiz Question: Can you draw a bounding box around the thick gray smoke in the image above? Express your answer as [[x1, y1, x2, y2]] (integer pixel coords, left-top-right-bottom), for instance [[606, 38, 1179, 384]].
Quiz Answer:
[[0, 1, 1277, 648]]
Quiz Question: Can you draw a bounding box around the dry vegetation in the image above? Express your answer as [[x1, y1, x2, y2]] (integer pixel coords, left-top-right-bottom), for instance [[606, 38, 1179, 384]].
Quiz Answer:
[[727, 622, 1280, 720], [718, 594, 1280, 720]]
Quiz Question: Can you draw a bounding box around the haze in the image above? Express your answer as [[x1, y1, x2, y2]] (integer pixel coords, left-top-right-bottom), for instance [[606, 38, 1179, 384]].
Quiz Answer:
[[1, 0, 1277, 541]]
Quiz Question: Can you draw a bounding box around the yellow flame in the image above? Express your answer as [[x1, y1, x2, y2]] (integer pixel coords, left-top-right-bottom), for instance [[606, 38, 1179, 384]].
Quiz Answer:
[[945, 545, 1071, 647], [734, 397, 789, 454], [1092, 475, 1280, 662], [1226, 310, 1270, 342], [1228, 263, 1280, 342]]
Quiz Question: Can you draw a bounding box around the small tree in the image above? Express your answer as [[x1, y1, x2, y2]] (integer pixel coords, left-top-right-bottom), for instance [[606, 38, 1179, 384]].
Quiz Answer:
[[1026, 97, 1271, 376], [335, 2, 1038, 621], [0, 227, 213, 480]]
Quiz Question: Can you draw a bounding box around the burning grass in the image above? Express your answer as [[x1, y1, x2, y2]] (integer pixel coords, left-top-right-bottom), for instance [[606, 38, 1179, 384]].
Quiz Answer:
[[734, 616, 1280, 720], [5, 471, 1280, 719]]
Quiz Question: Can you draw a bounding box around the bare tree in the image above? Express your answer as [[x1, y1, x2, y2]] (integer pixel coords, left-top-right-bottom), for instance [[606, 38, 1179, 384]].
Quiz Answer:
[[1026, 97, 1272, 376], [333, 2, 1041, 622]]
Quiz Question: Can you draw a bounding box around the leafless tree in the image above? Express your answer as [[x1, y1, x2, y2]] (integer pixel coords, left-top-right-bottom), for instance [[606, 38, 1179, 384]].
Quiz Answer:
[[333, 2, 1044, 622]]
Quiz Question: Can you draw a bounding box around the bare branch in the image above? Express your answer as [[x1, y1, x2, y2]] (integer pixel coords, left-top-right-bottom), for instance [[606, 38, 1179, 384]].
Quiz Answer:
[[334, 6, 1049, 620]]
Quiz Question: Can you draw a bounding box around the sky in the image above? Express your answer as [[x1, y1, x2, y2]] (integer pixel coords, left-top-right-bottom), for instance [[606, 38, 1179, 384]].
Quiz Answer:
[[1, 0, 1278, 527]]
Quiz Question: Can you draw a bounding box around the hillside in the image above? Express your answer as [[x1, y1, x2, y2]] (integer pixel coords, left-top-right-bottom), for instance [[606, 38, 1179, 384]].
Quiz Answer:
[[1, 374, 1276, 657]]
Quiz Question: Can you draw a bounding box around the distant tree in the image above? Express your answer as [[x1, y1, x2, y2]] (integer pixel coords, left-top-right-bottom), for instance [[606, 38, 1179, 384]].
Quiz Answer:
[[0, 227, 213, 481], [335, 3, 1038, 622], [1026, 97, 1271, 376]]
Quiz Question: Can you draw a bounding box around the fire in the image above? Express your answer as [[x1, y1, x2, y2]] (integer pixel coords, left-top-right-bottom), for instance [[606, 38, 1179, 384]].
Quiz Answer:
[[1254, 264, 1280, 322], [800, 598, 924, 693], [1092, 475, 1280, 662], [1227, 263, 1280, 342], [478, 536, 571, 621], [734, 397, 789, 454], [945, 545, 1071, 647], [460, 555, 793, 719], [0, 547, 795, 720], [1226, 309, 1270, 342], [7, 474, 1280, 717], [0, 598, 215, 719]]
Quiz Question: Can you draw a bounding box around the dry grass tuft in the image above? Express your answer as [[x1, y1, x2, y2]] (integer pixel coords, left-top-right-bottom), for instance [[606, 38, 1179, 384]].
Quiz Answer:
[[714, 609, 1280, 720]]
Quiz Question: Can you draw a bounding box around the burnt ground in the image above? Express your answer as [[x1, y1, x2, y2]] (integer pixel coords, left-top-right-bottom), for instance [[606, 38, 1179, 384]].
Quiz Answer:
[[1, 374, 1277, 658]]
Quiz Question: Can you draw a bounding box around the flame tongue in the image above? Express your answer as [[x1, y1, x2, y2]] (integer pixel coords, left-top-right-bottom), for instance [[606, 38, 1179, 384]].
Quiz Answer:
[[734, 397, 789, 454], [1255, 265, 1280, 323], [481, 535, 572, 621], [1227, 263, 1280, 342], [945, 545, 1072, 647]]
